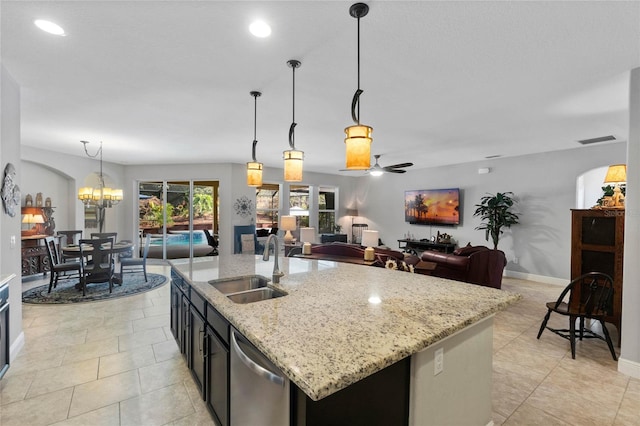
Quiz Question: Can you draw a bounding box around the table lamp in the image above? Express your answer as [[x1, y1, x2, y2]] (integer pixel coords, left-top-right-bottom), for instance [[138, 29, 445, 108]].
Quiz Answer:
[[21, 213, 45, 236], [604, 164, 626, 208], [361, 230, 379, 262], [281, 215, 296, 244], [300, 227, 315, 254]]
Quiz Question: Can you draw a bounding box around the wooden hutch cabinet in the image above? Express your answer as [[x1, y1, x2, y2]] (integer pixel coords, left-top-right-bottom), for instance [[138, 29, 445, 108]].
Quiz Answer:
[[21, 206, 55, 278], [570, 209, 624, 342]]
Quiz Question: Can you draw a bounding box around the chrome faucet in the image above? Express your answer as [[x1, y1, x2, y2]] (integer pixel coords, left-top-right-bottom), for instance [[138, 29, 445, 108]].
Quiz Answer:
[[263, 234, 284, 284]]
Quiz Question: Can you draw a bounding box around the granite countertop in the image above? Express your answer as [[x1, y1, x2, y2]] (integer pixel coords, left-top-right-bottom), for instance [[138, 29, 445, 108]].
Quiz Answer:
[[171, 255, 521, 401]]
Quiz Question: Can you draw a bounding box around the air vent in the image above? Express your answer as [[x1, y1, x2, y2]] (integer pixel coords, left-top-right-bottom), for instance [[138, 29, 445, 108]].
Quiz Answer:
[[577, 135, 616, 145]]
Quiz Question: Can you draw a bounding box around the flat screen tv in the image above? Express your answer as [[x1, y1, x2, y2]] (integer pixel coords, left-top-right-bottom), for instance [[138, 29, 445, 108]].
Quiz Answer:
[[404, 188, 460, 226]]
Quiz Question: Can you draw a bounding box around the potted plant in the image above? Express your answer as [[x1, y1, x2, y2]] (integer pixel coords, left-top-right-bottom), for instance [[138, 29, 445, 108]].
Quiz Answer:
[[473, 192, 519, 250]]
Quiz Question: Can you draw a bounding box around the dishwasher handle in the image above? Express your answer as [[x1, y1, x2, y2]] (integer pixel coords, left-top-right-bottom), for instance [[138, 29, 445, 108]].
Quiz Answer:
[[231, 329, 285, 387]]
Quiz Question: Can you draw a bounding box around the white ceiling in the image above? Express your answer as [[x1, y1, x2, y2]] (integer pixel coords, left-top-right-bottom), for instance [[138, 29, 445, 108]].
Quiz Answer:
[[2, 1, 639, 175]]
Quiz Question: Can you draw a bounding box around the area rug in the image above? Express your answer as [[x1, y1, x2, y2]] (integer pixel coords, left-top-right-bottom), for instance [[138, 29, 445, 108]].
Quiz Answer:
[[22, 273, 167, 304]]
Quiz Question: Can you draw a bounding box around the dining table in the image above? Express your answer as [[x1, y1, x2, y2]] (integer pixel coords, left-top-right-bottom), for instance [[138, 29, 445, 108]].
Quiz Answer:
[[61, 241, 134, 288]]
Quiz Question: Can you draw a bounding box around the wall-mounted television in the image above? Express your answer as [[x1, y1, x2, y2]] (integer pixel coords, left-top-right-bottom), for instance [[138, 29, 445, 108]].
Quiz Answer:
[[404, 188, 460, 226]]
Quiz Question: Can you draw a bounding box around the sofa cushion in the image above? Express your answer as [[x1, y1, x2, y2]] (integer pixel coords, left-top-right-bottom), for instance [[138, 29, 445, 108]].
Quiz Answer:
[[453, 244, 489, 256]]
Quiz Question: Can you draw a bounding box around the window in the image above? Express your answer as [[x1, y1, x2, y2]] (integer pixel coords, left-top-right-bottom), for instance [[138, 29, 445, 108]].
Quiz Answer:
[[318, 186, 337, 234], [289, 185, 309, 228], [256, 183, 280, 229]]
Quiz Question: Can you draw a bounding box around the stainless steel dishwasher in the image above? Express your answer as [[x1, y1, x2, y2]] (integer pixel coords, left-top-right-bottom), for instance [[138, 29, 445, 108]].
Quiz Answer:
[[230, 327, 290, 425]]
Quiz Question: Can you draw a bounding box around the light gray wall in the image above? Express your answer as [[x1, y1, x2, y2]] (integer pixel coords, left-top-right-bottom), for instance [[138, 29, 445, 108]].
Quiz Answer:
[[620, 68, 639, 376], [356, 142, 627, 282], [122, 163, 356, 255], [20, 146, 126, 238], [1, 65, 23, 357], [20, 161, 72, 232]]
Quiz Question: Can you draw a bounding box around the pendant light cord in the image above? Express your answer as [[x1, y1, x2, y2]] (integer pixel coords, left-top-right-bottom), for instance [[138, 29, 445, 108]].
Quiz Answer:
[[351, 14, 364, 124], [250, 91, 261, 162], [288, 60, 300, 149]]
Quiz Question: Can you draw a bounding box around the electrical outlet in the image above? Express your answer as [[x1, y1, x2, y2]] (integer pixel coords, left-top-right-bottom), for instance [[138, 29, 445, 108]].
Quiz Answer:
[[10, 235, 16, 249], [434, 348, 444, 375], [513, 257, 519, 264]]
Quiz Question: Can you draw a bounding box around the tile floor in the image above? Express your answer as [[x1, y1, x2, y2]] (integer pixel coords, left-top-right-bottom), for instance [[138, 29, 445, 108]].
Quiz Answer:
[[1, 265, 638, 425]]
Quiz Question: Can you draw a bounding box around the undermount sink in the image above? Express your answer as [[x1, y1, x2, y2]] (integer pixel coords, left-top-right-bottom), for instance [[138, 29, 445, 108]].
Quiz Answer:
[[209, 275, 269, 294], [226, 287, 287, 304], [209, 275, 287, 304]]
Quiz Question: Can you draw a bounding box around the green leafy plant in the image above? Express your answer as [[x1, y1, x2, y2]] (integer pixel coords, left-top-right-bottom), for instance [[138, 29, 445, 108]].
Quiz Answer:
[[146, 200, 174, 227], [473, 192, 519, 250], [597, 184, 626, 206]]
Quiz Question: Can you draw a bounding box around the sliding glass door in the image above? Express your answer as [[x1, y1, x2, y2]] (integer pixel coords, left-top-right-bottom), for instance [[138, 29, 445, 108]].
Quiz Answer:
[[138, 180, 219, 260]]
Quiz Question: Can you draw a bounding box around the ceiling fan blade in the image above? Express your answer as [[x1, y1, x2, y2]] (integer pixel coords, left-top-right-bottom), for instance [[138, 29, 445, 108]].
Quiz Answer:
[[385, 162, 413, 169], [385, 168, 406, 173]]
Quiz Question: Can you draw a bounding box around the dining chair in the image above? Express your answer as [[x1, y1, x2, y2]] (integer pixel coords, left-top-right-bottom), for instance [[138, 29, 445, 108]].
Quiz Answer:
[[537, 271, 617, 360], [44, 236, 82, 293], [90, 232, 118, 243], [120, 234, 151, 282], [56, 230, 83, 263], [79, 238, 115, 296]]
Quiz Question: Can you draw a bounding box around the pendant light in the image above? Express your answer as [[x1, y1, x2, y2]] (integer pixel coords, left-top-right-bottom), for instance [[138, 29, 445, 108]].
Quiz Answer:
[[344, 2, 373, 170], [284, 59, 304, 182], [246, 91, 263, 187]]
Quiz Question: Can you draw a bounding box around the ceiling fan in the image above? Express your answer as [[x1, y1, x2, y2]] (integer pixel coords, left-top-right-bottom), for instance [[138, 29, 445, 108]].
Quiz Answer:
[[341, 154, 413, 176]]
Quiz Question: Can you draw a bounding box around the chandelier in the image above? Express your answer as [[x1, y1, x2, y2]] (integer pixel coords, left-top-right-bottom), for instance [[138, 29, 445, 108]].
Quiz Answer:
[[77, 141, 123, 232]]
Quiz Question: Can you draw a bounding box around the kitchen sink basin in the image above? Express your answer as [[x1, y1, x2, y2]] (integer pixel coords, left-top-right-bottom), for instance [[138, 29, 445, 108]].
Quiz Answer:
[[227, 287, 287, 304], [209, 275, 270, 294]]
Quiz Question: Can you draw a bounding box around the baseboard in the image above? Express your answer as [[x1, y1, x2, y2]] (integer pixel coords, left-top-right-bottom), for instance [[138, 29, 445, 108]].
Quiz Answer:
[[504, 270, 566, 286], [618, 357, 640, 379], [10, 331, 24, 362]]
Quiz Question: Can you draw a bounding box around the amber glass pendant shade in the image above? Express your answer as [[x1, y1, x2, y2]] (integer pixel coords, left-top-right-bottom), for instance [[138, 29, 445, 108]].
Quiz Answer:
[[283, 149, 304, 182], [246, 161, 263, 187], [345, 124, 372, 170]]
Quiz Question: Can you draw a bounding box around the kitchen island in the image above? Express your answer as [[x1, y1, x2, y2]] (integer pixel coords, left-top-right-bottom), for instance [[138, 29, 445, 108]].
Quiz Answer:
[[171, 254, 520, 425]]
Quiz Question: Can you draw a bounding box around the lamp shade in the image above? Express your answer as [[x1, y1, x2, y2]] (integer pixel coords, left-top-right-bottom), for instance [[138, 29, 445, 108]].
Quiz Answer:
[[299, 227, 315, 244], [284, 149, 304, 182], [344, 125, 372, 170], [361, 230, 379, 248], [280, 215, 297, 244], [604, 164, 627, 184], [247, 161, 263, 187], [22, 213, 44, 224], [280, 215, 296, 231]]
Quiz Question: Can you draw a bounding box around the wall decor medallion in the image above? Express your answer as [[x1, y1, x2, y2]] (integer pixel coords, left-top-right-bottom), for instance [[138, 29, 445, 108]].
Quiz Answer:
[[1, 163, 20, 217], [233, 196, 254, 218]]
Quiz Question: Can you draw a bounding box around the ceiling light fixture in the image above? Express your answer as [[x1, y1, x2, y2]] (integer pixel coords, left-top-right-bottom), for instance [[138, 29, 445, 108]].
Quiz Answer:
[[249, 20, 271, 38], [247, 91, 263, 187], [77, 141, 123, 232], [344, 2, 372, 170], [34, 19, 65, 36], [283, 59, 304, 182]]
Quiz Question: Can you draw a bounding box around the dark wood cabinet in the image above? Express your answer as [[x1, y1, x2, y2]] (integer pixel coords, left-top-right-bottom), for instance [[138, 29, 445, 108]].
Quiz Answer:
[[206, 325, 229, 426], [0, 280, 10, 379], [21, 240, 50, 277], [571, 209, 624, 342], [170, 269, 229, 425]]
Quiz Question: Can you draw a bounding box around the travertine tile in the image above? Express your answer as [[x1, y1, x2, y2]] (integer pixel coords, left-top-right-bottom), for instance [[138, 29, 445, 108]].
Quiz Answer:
[[50, 403, 120, 426], [120, 382, 195, 426], [98, 345, 156, 378], [27, 358, 98, 398], [171, 408, 218, 426], [62, 336, 119, 365], [131, 313, 170, 333], [69, 370, 141, 417], [4, 346, 66, 377], [0, 387, 73, 426], [152, 338, 181, 362], [118, 327, 167, 352], [138, 357, 192, 394], [504, 402, 573, 425], [85, 320, 134, 342], [0, 371, 36, 405]]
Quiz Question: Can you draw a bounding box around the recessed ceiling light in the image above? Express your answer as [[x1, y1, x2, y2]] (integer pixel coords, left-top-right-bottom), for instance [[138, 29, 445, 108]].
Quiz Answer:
[[249, 20, 271, 38], [34, 19, 66, 36]]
